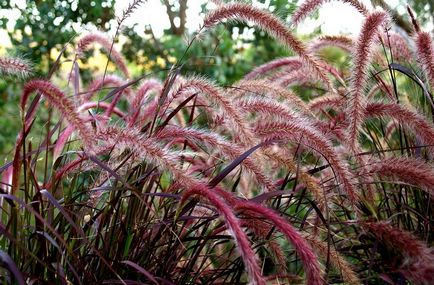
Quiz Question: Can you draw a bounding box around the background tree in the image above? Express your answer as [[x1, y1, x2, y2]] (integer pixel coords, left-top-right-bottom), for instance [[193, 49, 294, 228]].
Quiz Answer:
[[0, 0, 115, 75]]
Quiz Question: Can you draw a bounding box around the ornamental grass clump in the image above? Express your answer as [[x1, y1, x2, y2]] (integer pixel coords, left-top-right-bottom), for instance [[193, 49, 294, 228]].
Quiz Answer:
[[1, 1, 433, 284]]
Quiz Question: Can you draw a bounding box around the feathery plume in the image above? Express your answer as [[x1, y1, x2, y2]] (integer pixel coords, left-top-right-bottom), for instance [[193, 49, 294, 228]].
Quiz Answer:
[[308, 94, 344, 112], [291, 0, 368, 27], [366, 157, 434, 197], [365, 102, 434, 152], [364, 222, 434, 284], [414, 31, 434, 90], [156, 126, 276, 191], [384, 32, 413, 62], [309, 35, 354, 53], [254, 120, 358, 208], [243, 57, 302, 80], [407, 5, 420, 33], [276, 68, 316, 88], [76, 33, 129, 78], [202, 3, 335, 91], [233, 79, 314, 117], [21, 80, 94, 151], [129, 79, 162, 126], [235, 201, 324, 285], [165, 76, 254, 144], [346, 11, 390, 152], [77, 102, 125, 118], [0, 56, 32, 78]]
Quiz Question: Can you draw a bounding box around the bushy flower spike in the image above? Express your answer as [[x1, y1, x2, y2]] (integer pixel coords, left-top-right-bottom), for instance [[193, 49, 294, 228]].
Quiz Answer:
[[243, 57, 302, 80], [156, 126, 276, 191], [308, 94, 344, 112], [21, 80, 94, 151], [128, 79, 162, 126], [364, 222, 434, 284], [203, 3, 335, 92], [291, 0, 368, 27], [263, 149, 327, 209], [414, 30, 434, 90], [76, 33, 129, 78], [366, 157, 434, 197], [234, 201, 324, 285], [53, 115, 110, 159], [77, 101, 125, 118], [180, 187, 266, 285], [346, 11, 390, 152], [277, 68, 320, 88], [98, 126, 183, 178], [309, 35, 354, 53], [383, 32, 413, 62], [254, 120, 358, 208], [236, 96, 298, 122], [165, 76, 255, 144], [366, 82, 395, 101], [304, 235, 360, 285], [0, 56, 32, 78], [233, 80, 314, 117], [365, 102, 434, 153]]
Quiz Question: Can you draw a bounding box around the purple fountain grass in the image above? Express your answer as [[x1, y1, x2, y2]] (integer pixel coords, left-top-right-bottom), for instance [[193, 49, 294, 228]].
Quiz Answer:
[[0, 55, 32, 78], [291, 0, 368, 27], [76, 33, 130, 78], [382, 32, 413, 62], [365, 102, 434, 152], [164, 76, 255, 144], [407, 6, 434, 90], [366, 157, 434, 197], [315, 118, 348, 143], [346, 10, 390, 153], [277, 68, 320, 88], [98, 126, 182, 177], [364, 222, 434, 284], [21, 80, 94, 151], [233, 79, 314, 117], [180, 186, 266, 285], [128, 79, 162, 126], [309, 35, 354, 54], [53, 114, 112, 159], [240, 220, 287, 271], [243, 57, 302, 80], [210, 187, 325, 284], [202, 3, 335, 92], [155, 126, 276, 192], [77, 101, 125, 118], [254, 120, 359, 209], [308, 94, 344, 112], [366, 82, 395, 101], [235, 96, 299, 122], [264, 148, 327, 208], [234, 201, 324, 285], [414, 30, 434, 90]]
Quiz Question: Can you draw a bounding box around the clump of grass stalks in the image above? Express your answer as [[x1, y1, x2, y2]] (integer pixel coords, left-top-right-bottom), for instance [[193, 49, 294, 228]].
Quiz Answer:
[[1, 1, 433, 284]]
